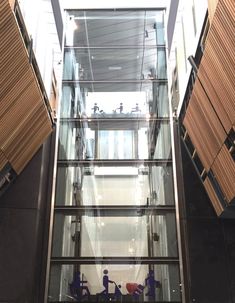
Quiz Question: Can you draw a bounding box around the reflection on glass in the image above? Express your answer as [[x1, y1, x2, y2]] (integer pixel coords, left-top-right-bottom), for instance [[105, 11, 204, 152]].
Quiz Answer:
[[63, 48, 166, 81], [48, 264, 181, 302], [61, 89, 149, 117], [55, 164, 174, 206], [65, 11, 165, 47], [58, 120, 171, 161], [52, 214, 178, 258], [81, 216, 148, 257], [149, 165, 174, 206], [50, 8, 180, 303], [61, 83, 169, 118]]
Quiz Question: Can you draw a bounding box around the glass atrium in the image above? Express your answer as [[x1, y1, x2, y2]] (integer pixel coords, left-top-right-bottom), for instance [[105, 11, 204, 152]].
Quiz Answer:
[[48, 9, 181, 303]]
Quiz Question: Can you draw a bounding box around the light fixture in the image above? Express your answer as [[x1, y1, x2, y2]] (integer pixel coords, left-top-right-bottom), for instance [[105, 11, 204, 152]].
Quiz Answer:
[[108, 66, 122, 70]]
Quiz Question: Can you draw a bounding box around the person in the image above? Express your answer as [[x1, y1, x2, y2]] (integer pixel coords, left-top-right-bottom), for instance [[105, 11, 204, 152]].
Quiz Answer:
[[145, 270, 161, 300], [100, 269, 114, 300], [131, 103, 141, 113], [114, 283, 122, 300], [92, 103, 99, 114], [117, 102, 123, 113], [69, 271, 90, 300]]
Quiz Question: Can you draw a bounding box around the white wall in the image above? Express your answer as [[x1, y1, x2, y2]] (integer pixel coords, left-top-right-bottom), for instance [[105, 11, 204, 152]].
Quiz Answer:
[[18, 0, 63, 97], [168, 0, 208, 115]]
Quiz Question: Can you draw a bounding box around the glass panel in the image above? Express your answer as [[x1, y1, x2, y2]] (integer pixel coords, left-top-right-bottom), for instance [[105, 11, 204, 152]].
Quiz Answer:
[[52, 213, 177, 258], [157, 49, 167, 79], [65, 11, 165, 47], [58, 119, 170, 160], [60, 82, 169, 118], [149, 165, 174, 206], [155, 19, 165, 45], [48, 264, 181, 302], [55, 164, 174, 206], [63, 47, 167, 81]]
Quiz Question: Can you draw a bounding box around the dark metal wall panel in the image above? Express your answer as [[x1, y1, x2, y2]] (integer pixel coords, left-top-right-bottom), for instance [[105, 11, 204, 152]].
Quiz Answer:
[[0, 133, 55, 303]]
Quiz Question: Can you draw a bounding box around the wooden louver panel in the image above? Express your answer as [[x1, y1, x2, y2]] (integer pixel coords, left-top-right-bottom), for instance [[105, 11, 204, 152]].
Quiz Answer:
[[183, 79, 226, 171], [0, 149, 8, 172], [198, 6, 235, 126], [203, 177, 224, 216], [211, 145, 235, 203], [0, 0, 52, 174], [183, 0, 235, 215], [207, 0, 219, 22]]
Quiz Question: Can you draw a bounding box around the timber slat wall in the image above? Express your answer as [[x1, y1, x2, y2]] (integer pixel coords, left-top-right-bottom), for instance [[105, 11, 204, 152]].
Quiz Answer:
[[183, 79, 226, 171], [211, 145, 235, 203], [203, 177, 224, 216], [0, 150, 8, 172], [0, 0, 52, 174], [183, 0, 235, 215]]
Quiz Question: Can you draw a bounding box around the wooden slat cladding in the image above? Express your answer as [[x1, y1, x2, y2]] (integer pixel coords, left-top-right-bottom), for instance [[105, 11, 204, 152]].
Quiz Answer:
[[198, 59, 232, 132], [204, 177, 224, 216], [211, 145, 235, 203], [183, 79, 226, 171], [207, 0, 219, 23], [183, 0, 235, 215], [198, 4, 235, 127], [0, 150, 8, 172], [0, 0, 52, 174], [8, 0, 16, 9]]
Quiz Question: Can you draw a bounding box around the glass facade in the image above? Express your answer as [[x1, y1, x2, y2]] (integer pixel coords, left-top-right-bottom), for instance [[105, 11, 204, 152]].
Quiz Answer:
[[48, 9, 181, 303]]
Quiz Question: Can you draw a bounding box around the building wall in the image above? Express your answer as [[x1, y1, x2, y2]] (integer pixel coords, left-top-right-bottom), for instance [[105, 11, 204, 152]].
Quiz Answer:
[[18, 0, 63, 113], [180, 140, 235, 303], [0, 1, 62, 301], [0, 133, 55, 303], [168, 0, 208, 113]]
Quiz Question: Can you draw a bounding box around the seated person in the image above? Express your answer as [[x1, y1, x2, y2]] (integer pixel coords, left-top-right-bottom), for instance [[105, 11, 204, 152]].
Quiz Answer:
[[69, 271, 90, 299]]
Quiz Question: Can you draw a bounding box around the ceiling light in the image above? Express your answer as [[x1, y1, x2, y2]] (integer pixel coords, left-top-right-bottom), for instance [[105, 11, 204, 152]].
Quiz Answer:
[[108, 66, 122, 70]]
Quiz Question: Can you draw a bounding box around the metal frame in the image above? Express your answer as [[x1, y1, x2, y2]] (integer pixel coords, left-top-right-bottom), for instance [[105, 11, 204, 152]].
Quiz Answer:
[[51, 256, 179, 265], [64, 45, 167, 49], [60, 117, 170, 123], [63, 79, 168, 84], [57, 159, 172, 167], [65, 8, 166, 12], [54, 205, 176, 216]]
